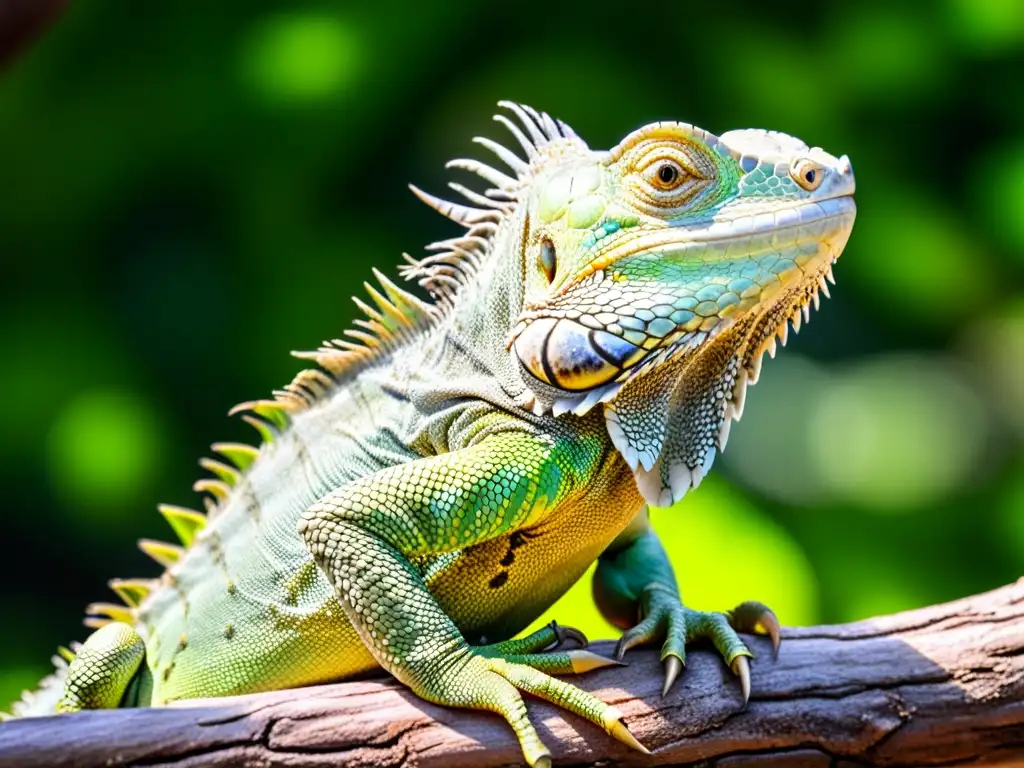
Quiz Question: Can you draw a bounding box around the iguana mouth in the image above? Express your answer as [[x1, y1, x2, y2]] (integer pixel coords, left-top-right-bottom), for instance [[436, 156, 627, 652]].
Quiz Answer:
[[569, 194, 856, 284], [535, 260, 834, 419]]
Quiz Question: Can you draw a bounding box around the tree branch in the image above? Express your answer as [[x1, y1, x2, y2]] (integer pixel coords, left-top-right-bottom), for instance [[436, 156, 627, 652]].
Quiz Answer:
[[2, 580, 1023, 767]]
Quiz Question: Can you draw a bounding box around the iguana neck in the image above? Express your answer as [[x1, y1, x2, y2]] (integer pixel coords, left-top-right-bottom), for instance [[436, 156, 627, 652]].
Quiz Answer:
[[431, 208, 531, 405]]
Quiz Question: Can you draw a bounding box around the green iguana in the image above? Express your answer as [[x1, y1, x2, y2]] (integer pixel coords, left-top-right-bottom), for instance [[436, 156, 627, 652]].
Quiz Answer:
[[9, 102, 856, 766]]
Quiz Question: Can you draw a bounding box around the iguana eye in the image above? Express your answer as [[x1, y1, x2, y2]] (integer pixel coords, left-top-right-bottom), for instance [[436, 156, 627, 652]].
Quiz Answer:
[[623, 140, 714, 215], [790, 158, 825, 191], [650, 160, 687, 190]]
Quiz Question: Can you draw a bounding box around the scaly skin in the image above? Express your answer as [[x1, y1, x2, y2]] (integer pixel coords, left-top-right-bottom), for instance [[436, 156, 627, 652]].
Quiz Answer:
[[15, 103, 855, 766]]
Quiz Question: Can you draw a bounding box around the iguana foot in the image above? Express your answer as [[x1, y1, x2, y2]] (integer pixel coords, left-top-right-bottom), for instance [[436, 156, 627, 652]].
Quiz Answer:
[[477, 621, 623, 675], [422, 648, 648, 767], [614, 587, 780, 701], [480, 620, 589, 654]]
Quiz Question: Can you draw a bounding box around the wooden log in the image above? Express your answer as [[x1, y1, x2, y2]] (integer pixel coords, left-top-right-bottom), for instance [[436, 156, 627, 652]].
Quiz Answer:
[[1, 579, 1023, 767]]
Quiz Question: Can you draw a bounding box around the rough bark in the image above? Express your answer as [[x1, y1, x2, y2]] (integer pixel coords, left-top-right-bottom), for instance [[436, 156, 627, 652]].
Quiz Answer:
[[1, 580, 1022, 767]]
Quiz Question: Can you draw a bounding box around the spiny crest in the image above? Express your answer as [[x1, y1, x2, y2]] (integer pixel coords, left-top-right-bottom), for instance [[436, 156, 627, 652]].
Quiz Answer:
[[7, 645, 78, 717], [222, 267, 439, 441], [83, 266, 443, 629], [401, 101, 587, 305], [80, 101, 580, 630]]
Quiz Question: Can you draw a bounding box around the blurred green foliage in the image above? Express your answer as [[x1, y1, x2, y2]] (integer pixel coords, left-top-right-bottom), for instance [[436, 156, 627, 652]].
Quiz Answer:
[[0, 1, 1021, 710]]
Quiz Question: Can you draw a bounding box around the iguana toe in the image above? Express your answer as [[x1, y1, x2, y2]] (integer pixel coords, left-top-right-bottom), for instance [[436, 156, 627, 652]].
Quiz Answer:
[[475, 655, 651, 765], [731, 654, 751, 708], [476, 648, 622, 676], [727, 600, 781, 658], [480, 620, 587, 657], [552, 622, 588, 649], [661, 654, 683, 697], [611, 586, 774, 706], [474, 623, 612, 676]]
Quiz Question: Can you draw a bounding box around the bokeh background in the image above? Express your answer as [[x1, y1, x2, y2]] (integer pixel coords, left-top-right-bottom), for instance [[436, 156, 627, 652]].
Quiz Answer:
[[1, 1, 1022, 710]]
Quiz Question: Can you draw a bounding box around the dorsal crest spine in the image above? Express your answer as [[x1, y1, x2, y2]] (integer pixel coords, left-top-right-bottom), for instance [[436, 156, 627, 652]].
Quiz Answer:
[[82, 102, 585, 630]]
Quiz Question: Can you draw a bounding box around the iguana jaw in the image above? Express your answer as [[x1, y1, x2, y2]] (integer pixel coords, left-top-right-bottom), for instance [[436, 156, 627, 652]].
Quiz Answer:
[[514, 192, 855, 418], [612, 191, 855, 505]]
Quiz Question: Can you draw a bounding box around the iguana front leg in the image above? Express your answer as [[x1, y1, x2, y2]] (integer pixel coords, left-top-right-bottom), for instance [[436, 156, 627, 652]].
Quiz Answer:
[[298, 430, 647, 767], [593, 508, 781, 699], [56, 622, 146, 711]]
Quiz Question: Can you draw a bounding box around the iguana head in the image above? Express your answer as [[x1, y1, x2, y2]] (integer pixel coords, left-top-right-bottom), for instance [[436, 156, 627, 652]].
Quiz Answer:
[[410, 103, 855, 506]]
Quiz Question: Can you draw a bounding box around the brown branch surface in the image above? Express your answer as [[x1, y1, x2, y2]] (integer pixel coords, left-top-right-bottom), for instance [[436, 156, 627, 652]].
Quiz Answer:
[[2, 580, 1023, 767]]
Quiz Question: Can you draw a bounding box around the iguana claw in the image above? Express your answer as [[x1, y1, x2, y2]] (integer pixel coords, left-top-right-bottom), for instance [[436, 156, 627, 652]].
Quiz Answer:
[[551, 621, 588, 649], [731, 654, 751, 708], [727, 601, 781, 658], [662, 654, 683, 697], [609, 718, 651, 755], [567, 650, 626, 673]]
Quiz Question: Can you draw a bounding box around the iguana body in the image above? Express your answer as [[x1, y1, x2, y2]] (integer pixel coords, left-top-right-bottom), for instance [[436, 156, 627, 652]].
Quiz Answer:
[[11, 103, 856, 766]]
